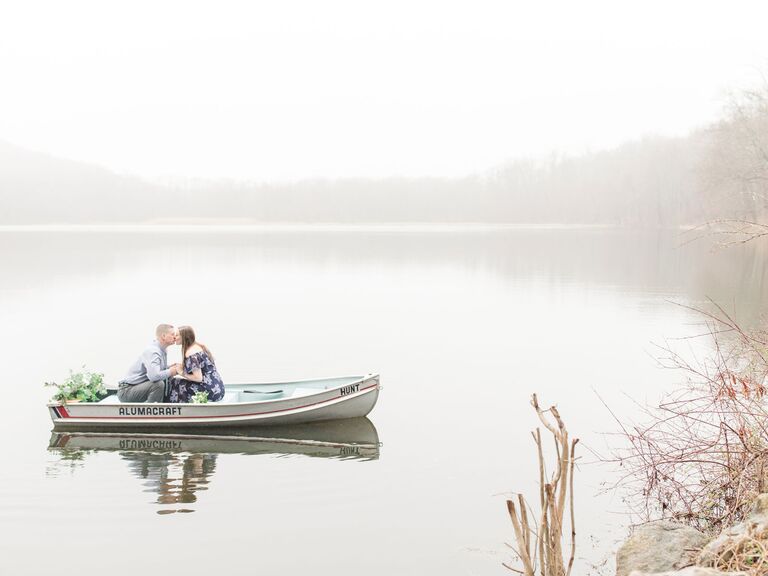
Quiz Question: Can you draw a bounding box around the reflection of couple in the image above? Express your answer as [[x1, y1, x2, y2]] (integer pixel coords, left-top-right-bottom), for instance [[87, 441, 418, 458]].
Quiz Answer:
[[117, 324, 225, 404], [120, 450, 217, 513]]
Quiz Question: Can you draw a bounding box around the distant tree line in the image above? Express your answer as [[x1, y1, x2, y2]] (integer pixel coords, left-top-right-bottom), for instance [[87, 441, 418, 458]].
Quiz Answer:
[[700, 87, 768, 222], [2, 86, 767, 226]]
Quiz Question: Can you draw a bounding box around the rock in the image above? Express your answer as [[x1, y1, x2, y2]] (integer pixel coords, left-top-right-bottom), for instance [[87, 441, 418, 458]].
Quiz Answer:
[[750, 493, 768, 519], [616, 521, 709, 576], [628, 568, 746, 576], [699, 493, 768, 567]]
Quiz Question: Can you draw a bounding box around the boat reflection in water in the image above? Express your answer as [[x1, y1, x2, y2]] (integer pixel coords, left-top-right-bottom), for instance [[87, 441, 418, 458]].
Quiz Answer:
[[48, 418, 380, 514]]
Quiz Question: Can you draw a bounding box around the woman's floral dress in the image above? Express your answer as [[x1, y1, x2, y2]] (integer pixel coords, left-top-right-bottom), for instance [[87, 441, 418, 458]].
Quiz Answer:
[[168, 350, 225, 403]]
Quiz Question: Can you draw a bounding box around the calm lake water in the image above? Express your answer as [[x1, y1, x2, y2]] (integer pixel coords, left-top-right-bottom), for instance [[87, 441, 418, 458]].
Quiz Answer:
[[0, 227, 765, 576]]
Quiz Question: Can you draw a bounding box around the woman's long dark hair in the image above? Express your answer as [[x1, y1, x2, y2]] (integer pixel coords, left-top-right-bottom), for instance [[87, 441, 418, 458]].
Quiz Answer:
[[178, 325, 214, 365]]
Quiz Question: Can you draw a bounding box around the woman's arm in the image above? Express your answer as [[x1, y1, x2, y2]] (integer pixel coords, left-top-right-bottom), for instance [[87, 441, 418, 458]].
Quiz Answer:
[[181, 350, 205, 382], [181, 366, 203, 382]]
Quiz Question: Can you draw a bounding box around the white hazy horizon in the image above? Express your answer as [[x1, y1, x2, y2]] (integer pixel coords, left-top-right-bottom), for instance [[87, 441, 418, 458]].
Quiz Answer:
[[1, 0, 768, 183]]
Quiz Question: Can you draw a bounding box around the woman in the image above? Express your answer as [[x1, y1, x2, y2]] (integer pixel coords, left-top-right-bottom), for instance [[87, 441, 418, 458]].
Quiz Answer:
[[168, 326, 225, 403]]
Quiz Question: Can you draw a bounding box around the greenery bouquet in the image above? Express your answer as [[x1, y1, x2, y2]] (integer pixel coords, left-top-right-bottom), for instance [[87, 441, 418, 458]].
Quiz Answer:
[[45, 367, 106, 403]]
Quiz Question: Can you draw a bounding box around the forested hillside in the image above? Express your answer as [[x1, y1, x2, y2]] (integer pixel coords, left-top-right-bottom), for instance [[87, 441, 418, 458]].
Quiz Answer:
[[2, 88, 766, 226]]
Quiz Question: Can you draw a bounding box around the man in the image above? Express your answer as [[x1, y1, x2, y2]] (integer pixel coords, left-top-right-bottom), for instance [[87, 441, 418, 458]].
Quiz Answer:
[[118, 324, 180, 403]]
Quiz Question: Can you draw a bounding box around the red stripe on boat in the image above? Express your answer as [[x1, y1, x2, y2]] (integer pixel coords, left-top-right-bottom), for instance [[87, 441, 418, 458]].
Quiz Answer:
[[54, 434, 71, 447]]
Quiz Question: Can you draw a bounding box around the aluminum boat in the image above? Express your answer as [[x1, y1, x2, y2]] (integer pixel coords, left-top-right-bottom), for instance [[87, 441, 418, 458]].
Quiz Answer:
[[48, 373, 380, 430]]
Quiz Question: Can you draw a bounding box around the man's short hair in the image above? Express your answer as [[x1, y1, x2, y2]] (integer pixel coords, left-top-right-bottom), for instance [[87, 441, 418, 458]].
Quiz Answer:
[[156, 324, 174, 338]]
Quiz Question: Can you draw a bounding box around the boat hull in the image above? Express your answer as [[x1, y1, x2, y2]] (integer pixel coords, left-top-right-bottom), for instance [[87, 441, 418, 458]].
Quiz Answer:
[[48, 374, 380, 430], [48, 417, 381, 460]]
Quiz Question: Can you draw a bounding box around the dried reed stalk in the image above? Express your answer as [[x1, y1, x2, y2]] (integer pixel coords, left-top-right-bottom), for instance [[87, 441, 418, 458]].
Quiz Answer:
[[505, 394, 579, 576]]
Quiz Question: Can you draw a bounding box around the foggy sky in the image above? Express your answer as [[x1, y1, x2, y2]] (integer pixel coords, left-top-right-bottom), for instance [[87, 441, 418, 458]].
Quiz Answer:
[[1, 0, 768, 182]]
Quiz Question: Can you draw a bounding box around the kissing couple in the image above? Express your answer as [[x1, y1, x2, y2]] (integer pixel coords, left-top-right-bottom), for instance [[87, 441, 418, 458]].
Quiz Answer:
[[117, 324, 225, 404]]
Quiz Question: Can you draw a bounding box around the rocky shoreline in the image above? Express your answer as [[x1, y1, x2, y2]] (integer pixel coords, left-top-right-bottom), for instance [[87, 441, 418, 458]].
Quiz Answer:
[[617, 495, 768, 576]]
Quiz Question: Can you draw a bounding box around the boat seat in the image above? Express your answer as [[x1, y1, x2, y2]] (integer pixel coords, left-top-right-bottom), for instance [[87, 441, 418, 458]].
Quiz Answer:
[[241, 389, 284, 400], [99, 394, 122, 404]]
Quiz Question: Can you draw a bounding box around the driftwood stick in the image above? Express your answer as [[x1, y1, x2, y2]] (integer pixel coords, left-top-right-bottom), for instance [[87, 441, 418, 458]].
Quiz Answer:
[[507, 395, 578, 576], [566, 439, 578, 576], [532, 393, 561, 439], [535, 428, 546, 576], [507, 499, 535, 576], [538, 505, 548, 576], [519, 493, 531, 557], [556, 432, 569, 527]]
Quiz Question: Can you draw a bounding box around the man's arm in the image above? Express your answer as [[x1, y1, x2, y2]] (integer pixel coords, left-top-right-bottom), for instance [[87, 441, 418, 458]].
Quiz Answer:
[[143, 348, 175, 382]]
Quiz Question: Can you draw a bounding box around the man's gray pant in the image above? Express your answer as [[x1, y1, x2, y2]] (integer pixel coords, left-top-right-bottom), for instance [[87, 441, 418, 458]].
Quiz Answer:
[[117, 380, 165, 403]]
